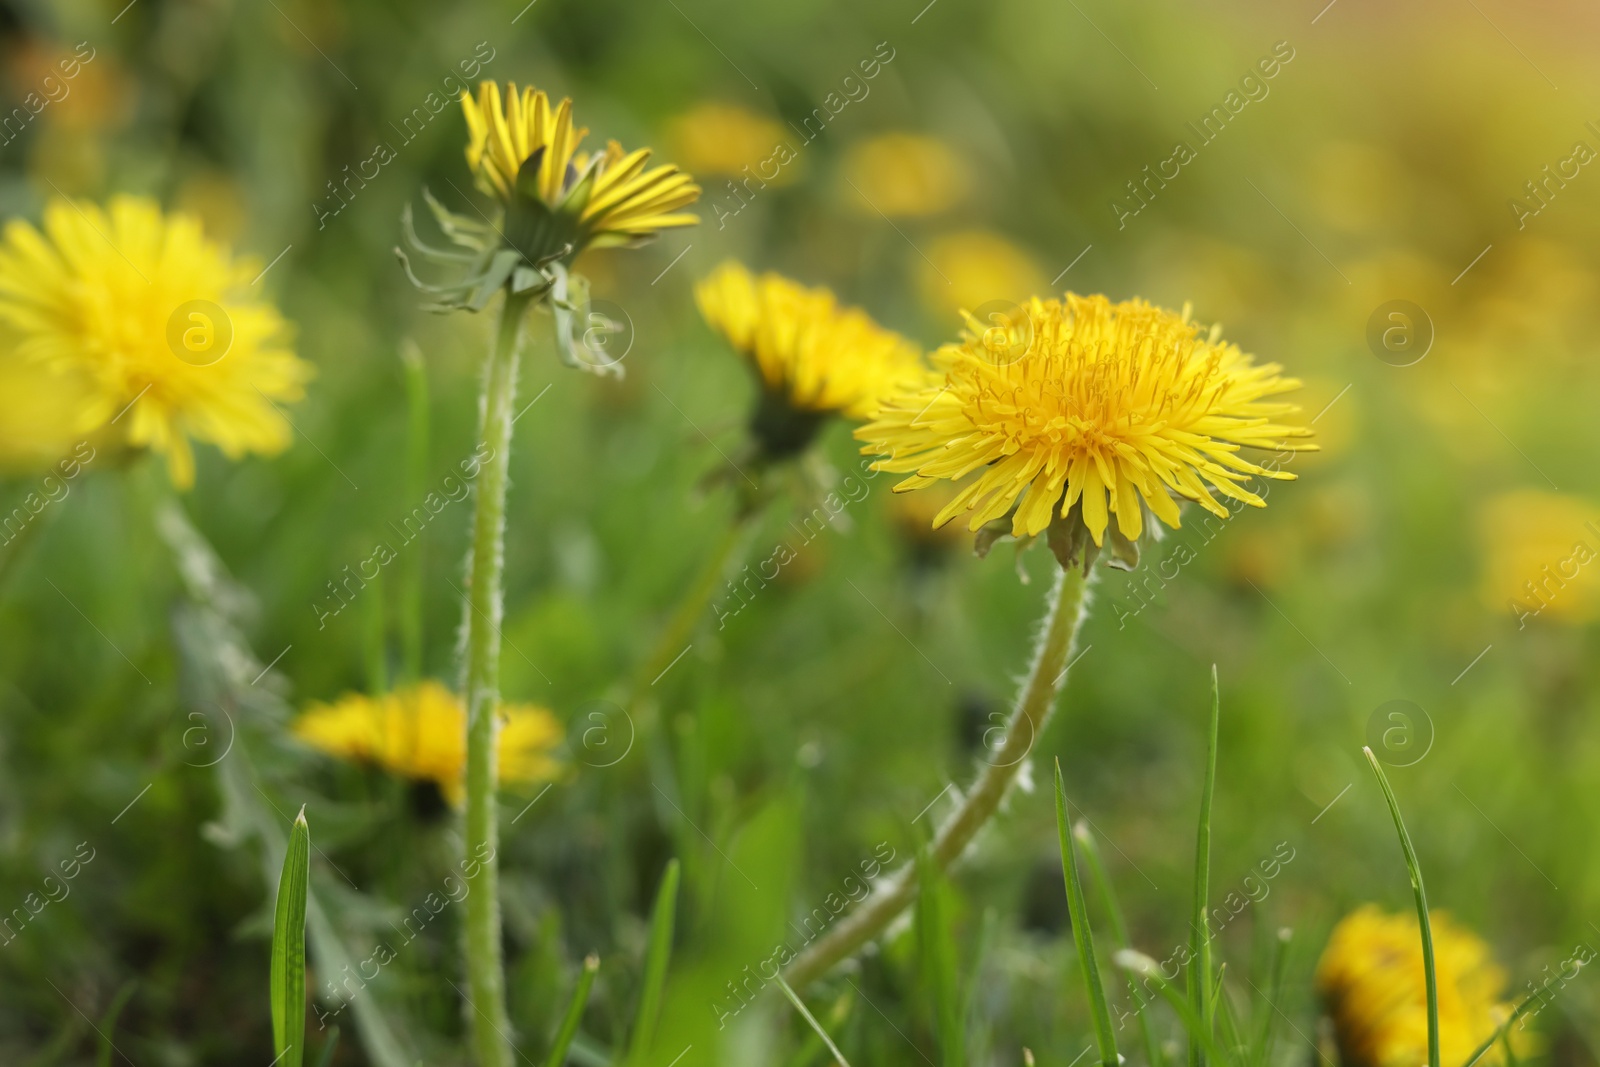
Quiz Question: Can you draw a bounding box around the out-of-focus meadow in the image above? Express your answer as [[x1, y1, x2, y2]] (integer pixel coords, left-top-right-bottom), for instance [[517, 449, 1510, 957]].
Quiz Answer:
[[3, 0, 1600, 1062]]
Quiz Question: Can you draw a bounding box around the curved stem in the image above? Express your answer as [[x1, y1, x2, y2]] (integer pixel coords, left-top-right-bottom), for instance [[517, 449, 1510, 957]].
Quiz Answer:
[[629, 500, 763, 699], [784, 564, 1093, 989], [461, 288, 534, 1067]]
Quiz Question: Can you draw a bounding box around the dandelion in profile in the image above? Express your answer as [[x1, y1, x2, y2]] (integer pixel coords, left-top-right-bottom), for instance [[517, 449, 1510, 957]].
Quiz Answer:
[[857, 292, 1313, 569], [696, 259, 927, 461], [400, 81, 701, 372], [1316, 905, 1523, 1067], [461, 82, 701, 248], [0, 195, 310, 487], [399, 81, 700, 1067], [292, 681, 563, 808]]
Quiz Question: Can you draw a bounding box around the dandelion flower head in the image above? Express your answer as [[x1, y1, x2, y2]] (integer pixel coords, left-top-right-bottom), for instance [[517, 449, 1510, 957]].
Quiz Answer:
[[696, 259, 927, 435], [292, 680, 563, 807], [0, 195, 310, 487], [460, 81, 700, 251], [857, 292, 1314, 549], [1316, 905, 1523, 1067]]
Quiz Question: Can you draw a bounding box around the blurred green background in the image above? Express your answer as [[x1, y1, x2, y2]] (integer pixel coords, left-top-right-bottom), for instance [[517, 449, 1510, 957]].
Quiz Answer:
[[3, 0, 1600, 1062]]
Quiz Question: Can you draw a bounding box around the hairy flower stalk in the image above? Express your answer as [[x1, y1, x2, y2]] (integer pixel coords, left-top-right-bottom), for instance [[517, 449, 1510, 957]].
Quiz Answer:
[[460, 287, 533, 1067], [399, 81, 699, 1067], [794, 291, 1314, 989], [785, 564, 1091, 988]]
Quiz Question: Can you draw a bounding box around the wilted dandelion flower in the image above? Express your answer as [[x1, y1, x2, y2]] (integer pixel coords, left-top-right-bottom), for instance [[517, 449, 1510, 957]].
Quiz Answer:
[[460, 81, 700, 253], [292, 680, 563, 807], [843, 132, 970, 217], [0, 195, 310, 488], [696, 259, 927, 459], [1316, 905, 1522, 1067], [857, 292, 1313, 568]]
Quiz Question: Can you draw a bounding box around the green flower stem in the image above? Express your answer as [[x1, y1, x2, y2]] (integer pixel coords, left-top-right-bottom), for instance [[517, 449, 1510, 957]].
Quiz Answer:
[[784, 564, 1092, 989], [461, 287, 535, 1067]]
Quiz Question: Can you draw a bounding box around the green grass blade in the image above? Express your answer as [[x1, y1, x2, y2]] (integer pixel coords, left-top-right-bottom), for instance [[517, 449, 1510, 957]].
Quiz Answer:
[[1461, 986, 1545, 1067], [545, 955, 600, 1067], [1075, 822, 1131, 948], [271, 807, 311, 1067], [1250, 928, 1291, 1067], [1214, 964, 1245, 1061], [398, 338, 429, 684], [311, 1027, 341, 1067], [1363, 746, 1439, 1067], [915, 843, 964, 1067], [1077, 821, 1165, 1067], [776, 976, 853, 1067], [1118, 950, 1231, 1066], [94, 980, 137, 1067], [627, 859, 680, 1062], [1057, 760, 1119, 1067], [1189, 667, 1221, 1067]]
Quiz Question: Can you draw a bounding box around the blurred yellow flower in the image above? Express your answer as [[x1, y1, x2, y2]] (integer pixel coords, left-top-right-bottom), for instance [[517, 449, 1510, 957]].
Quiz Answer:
[[842, 133, 970, 217], [917, 229, 1047, 323], [0, 195, 310, 488], [1479, 490, 1600, 625], [0, 348, 95, 470], [292, 680, 563, 807], [858, 293, 1313, 554], [460, 81, 700, 250], [696, 260, 927, 456], [666, 102, 797, 184], [1316, 905, 1521, 1067]]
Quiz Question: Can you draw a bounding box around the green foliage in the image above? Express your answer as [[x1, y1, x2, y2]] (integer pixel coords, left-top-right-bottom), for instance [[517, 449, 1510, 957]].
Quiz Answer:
[[271, 808, 311, 1067]]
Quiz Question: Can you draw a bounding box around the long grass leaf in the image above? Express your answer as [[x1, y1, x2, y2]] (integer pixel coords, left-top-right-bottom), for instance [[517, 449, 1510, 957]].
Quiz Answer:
[[1118, 950, 1231, 1066], [94, 980, 136, 1067], [1250, 928, 1291, 1067], [398, 339, 429, 684], [776, 977, 852, 1067], [311, 1028, 341, 1067], [271, 807, 311, 1067], [1363, 747, 1439, 1067], [627, 859, 680, 1061], [1189, 667, 1221, 1067], [1461, 987, 1545, 1067], [545, 955, 600, 1067], [1078, 821, 1165, 1067], [915, 844, 965, 1067], [1057, 760, 1119, 1067]]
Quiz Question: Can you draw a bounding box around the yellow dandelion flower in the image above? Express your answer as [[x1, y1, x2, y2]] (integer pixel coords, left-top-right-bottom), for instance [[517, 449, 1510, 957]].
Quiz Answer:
[[696, 260, 927, 457], [460, 81, 700, 250], [292, 680, 563, 807], [842, 132, 970, 217], [666, 102, 797, 184], [1479, 489, 1600, 624], [857, 292, 1314, 556], [1316, 905, 1524, 1067], [0, 195, 311, 488], [917, 229, 1047, 322]]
